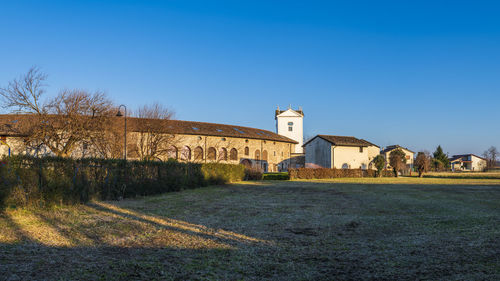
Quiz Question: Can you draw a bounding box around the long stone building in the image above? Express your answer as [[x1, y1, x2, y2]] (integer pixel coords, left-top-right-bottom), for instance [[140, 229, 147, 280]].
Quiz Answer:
[[0, 114, 298, 172]]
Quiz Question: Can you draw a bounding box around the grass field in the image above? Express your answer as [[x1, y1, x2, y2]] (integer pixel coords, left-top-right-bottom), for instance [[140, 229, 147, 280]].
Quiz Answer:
[[1, 179, 499, 280], [421, 171, 500, 179]]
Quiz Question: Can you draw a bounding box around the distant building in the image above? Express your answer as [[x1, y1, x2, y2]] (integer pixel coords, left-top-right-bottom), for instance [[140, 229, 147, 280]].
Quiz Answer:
[[381, 145, 414, 171], [450, 154, 487, 172], [304, 135, 379, 169]]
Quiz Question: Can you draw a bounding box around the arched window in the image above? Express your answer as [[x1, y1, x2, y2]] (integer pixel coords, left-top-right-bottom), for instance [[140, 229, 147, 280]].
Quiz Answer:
[[255, 149, 260, 160], [194, 146, 204, 160], [207, 147, 216, 160], [230, 148, 238, 160], [218, 147, 227, 161], [180, 146, 191, 161], [342, 163, 349, 169], [262, 150, 268, 161], [244, 146, 249, 156], [167, 146, 178, 159]]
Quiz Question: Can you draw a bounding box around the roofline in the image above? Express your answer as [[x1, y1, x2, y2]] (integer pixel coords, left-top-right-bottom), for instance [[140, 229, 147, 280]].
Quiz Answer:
[[125, 117, 299, 144], [382, 145, 415, 154], [0, 114, 298, 144], [360, 139, 380, 148], [303, 134, 377, 147], [452, 154, 487, 161]]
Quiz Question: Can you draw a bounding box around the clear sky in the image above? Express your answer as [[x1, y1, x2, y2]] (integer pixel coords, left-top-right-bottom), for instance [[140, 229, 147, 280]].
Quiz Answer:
[[1, 0, 499, 156]]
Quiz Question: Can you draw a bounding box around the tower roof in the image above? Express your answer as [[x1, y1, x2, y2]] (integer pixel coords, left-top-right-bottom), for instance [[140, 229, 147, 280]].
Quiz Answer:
[[275, 108, 304, 117]]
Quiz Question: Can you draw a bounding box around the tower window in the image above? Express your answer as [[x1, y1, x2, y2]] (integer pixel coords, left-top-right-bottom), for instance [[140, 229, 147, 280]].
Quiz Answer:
[[288, 122, 293, 126], [359, 147, 364, 153], [288, 126, 293, 131]]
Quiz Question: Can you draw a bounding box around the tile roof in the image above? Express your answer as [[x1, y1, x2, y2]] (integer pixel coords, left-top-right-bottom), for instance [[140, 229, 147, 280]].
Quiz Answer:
[[381, 145, 415, 154], [0, 114, 298, 144], [304, 135, 377, 147]]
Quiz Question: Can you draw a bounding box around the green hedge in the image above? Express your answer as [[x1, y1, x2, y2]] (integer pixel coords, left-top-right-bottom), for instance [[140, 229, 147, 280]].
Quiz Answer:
[[262, 172, 290, 180], [0, 156, 245, 209], [288, 168, 394, 179]]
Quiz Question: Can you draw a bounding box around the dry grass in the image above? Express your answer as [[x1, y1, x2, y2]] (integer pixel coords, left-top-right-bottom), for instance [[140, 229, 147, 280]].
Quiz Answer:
[[300, 176, 500, 185], [1, 179, 499, 280], [421, 171, 500, 179]]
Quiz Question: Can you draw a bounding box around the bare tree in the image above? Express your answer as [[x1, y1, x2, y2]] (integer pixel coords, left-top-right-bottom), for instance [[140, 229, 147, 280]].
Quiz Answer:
[[88, 119, 124, 159], [483, 146, 498, 169], [1, 68, 114, 157], [389, 148, 407, 177], [130, 103, 176, 161], [0, 66, 47, 114], [415, 151, 431, 178]]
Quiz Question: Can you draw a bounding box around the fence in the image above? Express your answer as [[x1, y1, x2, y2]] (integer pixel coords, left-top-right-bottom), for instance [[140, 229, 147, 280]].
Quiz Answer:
[[0, 155, 245, 209]]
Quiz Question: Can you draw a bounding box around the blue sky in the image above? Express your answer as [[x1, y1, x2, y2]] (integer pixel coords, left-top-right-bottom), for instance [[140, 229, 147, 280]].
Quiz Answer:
[[1, 0, 499, 156]]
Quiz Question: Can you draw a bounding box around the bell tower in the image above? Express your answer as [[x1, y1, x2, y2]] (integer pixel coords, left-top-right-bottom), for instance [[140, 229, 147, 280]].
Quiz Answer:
[[275, 105, 304, 154]]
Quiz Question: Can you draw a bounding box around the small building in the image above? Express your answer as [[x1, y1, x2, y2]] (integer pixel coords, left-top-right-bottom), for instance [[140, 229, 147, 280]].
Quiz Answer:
[[304, 135, 379, 169], [381, 145, 414, 171], [450, 154, 487, 172]]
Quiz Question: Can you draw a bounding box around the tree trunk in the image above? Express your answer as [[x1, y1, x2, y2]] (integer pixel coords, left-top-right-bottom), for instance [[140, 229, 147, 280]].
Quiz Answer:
[[418, 171, 423, 178], [393, 168, 398, 178]]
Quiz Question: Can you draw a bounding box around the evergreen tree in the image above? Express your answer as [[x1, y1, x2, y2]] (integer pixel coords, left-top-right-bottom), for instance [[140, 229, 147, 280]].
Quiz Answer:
[[371, 155, 386, 177], [433, 145, 450, 170]]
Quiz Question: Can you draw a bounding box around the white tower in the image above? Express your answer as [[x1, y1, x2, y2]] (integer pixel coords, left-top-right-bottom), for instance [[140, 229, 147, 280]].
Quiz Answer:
[[275, 105, 304, 154]]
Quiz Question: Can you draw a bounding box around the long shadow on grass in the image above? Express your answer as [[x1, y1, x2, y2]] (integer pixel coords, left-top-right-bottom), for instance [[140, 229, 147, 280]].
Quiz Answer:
[[85, 201, 267, 246]]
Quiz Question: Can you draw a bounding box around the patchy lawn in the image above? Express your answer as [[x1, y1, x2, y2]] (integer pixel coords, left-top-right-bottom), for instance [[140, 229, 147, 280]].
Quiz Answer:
[[1, 180, 499, 280]]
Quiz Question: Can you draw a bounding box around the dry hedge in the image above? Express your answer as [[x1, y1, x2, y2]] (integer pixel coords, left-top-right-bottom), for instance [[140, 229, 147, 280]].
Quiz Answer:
[[289, 168, 394, 179], [0, 155, 245, 209]]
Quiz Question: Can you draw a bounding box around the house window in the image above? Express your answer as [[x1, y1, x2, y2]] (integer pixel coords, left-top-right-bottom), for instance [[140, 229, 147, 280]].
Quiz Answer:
[[359, 147, 363, 153], [244, 146, 249, 156], [230, 148, 238, 160], [288, 122, 293, 126]]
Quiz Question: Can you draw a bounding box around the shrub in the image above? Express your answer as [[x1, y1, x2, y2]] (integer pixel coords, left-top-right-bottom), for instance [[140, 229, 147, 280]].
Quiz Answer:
[[244, 167, 263, 180], [262, 173, 290, 180], [288, 168, 393, 179], [371, 155, 386, 177], [0, 155, 245, 209]]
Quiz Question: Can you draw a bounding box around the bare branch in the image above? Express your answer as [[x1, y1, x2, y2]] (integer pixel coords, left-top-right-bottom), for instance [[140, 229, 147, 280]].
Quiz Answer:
[[0, 66, 47, 114]]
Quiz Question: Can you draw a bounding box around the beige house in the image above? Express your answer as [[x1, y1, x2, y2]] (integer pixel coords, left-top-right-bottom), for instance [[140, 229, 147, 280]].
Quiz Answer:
[[450, 154, 487, 172], [304, 135, 380, 169], [381, 145, 414, 171], [0, 114, 298, 172]]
